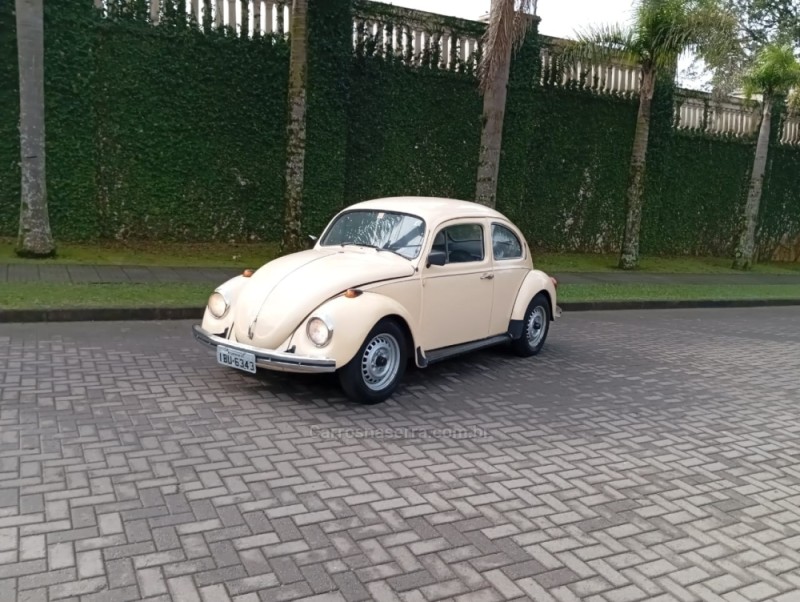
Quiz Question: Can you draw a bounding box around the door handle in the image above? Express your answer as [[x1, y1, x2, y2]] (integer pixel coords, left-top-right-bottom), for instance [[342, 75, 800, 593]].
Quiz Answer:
[[481, 273, 494, 280]]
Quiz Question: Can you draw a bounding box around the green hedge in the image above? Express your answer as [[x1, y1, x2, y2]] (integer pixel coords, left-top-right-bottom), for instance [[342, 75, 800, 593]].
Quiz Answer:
[[44, 0, 100, 240], [1, 0, 799, 257], [759, 144, 800, 258], [498, 71, 638, 252], [92, 22, 289, 242], [0, 2, 20, 237], [1, 1, 289, 242], [345, 58, 482, 208], [302, 0, 352, 236]]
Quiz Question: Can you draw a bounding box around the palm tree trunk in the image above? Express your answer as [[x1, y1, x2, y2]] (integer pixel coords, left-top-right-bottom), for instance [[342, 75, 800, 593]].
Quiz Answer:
[[732, 97, 771, 270], [15, 0, 55, 258], [280, 0, 308, 254], [618, 67, 655, 270], [475, 26, 512, 208]]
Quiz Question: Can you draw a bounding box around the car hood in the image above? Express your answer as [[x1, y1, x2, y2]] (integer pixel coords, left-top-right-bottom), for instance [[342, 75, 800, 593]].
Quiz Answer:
[[232, 247, 416, 349]]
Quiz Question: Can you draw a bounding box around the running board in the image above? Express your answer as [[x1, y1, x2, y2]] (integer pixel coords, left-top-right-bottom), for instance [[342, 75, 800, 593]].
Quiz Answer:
[[424, 334, 512, 366]]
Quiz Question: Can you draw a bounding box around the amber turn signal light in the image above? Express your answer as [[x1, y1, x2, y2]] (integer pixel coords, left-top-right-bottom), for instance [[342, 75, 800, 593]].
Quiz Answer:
[[243, 269, 254, 278], [550, 276, 558, 289], [344, 289, 363, 298]]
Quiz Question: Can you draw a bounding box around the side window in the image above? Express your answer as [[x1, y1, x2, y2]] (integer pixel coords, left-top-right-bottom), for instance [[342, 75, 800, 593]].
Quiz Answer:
[[492, 224, 523, 260], [433, 223, 485, 264]]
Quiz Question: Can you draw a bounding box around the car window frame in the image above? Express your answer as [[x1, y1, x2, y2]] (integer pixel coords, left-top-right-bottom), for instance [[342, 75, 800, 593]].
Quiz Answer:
[[428, 220, 488, 267], [490, 222, 524, 261]]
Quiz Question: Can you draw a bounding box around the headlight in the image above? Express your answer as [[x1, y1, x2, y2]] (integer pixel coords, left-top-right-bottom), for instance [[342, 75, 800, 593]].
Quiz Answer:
[[307, 317, 333, 347], [208, 291, 229, 318]]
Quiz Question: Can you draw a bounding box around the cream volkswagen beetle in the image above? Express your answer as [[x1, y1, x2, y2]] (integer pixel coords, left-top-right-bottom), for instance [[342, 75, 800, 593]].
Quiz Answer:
[[193, 197, 561, 404]]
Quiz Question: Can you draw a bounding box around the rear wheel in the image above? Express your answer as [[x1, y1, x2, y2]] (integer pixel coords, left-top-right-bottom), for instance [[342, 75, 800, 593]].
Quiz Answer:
[[338, 319, 407, 404], [511, 293, 550, 357]]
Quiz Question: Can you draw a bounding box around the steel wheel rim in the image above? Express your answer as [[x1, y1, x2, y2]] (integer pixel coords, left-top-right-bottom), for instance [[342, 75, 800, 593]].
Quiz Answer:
[[526, 306, 547, 347], [361, 333, 401, 391]]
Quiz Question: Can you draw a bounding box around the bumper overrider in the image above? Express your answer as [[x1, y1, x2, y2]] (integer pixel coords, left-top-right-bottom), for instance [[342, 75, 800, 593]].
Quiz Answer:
[[192, 325, 337, 374]]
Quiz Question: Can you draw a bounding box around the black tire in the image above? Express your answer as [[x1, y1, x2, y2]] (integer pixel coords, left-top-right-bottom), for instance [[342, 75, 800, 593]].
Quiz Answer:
[[511, 293, 550, 357], [337, 318, 408, 404]]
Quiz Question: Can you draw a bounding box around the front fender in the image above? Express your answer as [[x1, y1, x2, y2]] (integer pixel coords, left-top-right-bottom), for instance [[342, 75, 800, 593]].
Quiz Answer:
[[511, 270, 558, 322], [284, 292, 420, 369], [200, 275, 250, 334]]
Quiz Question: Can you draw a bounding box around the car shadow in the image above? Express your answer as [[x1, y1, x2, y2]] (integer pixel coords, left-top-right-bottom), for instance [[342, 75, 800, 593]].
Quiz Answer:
[[229, 341, 555, 408]]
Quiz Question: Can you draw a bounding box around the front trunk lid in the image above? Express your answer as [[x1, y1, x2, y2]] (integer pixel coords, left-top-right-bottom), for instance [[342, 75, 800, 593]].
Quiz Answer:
[[232, 247, 415, 348]]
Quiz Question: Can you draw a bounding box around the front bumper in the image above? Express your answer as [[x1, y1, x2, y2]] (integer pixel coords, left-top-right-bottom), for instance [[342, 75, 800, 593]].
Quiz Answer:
[[192, 325, 337, 374]]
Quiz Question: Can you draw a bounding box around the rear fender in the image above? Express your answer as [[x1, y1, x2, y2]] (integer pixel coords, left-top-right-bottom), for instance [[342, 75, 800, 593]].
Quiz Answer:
[[511, 270, 558, 323]]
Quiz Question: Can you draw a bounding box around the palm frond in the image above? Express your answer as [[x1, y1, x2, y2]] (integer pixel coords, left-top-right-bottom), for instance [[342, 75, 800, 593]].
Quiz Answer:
[[478, 0, 537, 94], [561, 23, 642, 74], [634, 0, 739, 71], [743, 43, 800, 96]]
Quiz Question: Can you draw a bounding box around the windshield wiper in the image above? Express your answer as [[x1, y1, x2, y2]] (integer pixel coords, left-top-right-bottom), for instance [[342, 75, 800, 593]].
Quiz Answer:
[[377, 244, 410, 260], [339, 241, 408, 260], [341, 242, 378, 249]]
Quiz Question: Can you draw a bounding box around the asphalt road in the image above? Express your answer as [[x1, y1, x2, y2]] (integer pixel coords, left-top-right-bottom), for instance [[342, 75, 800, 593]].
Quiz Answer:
[[1, 307, 800, 602]]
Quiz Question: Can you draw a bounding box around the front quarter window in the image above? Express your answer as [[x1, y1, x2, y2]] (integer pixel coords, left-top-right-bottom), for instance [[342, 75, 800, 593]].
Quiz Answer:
[[320, 210, 425, 259]]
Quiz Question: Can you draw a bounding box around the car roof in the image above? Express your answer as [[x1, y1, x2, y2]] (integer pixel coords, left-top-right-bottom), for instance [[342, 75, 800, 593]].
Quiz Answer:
[[344, 196, 512, 225]]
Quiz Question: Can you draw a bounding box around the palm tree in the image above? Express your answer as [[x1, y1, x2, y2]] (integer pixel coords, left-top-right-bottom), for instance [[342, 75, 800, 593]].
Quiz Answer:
[[281, 0, 308, 254], [565, 0, 737, 269], [15, 0, 55, 257], [475, 0, 537, 208], [732, 44, 800, 270]]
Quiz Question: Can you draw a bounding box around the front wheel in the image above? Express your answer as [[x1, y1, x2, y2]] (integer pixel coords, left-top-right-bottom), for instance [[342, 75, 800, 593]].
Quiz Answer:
[[337, 319, 408, 404], [511, 293, 550, 357]]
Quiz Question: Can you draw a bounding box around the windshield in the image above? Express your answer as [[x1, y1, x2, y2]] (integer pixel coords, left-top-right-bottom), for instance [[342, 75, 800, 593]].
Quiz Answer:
[[320, 210, 426, 259]]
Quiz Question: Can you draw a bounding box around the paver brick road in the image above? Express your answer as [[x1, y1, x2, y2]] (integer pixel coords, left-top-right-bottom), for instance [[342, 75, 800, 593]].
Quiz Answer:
[[1, 307, 800, 602]]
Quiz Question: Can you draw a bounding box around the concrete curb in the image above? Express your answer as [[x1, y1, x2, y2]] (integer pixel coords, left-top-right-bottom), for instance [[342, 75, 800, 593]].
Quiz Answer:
[[0, 307, 204, 323], [2, 299, 800, 323], [561, 299, 800, 311]]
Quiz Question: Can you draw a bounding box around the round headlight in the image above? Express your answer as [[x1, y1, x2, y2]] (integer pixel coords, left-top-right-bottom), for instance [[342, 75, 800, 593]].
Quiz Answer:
[[208, 292, 229, 319], [307, 317, 332, 347]]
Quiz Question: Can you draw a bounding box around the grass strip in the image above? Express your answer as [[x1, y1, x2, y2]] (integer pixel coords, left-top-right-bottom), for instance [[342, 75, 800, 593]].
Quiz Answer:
[[558, 283, 800, 302], [0, 238, 279, 268], [535, 253, 800, 274], [2, 282, 800, 310], [2, 238, 799, 274], [0, 283, 212, 309]]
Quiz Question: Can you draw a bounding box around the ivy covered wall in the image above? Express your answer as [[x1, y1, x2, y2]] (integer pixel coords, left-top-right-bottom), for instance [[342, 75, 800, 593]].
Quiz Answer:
[[0, 0, 289, 242], [0, 2, 20, 237], [92, 23, 289, 242], [346, 59, 483, 210], [1, 0, 798, 258]]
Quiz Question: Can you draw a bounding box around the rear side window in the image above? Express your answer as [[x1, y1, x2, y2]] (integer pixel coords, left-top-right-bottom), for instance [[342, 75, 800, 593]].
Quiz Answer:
[[492, 224, 523, 259]]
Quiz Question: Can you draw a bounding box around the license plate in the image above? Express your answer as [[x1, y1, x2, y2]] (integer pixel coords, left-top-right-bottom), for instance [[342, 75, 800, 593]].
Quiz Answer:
[[216, 346, 256, 374]]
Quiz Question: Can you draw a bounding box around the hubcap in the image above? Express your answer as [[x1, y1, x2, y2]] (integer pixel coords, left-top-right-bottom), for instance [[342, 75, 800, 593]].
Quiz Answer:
[[361, 333, 401, 391], [526, 306, 547, 347]]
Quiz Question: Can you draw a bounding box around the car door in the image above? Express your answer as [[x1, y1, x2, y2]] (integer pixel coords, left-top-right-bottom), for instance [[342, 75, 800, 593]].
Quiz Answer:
[[420, 219, 494, 350], [488, 222, 530, 335]]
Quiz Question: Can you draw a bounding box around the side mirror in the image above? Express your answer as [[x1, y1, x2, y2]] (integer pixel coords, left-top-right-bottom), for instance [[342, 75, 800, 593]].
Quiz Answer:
[[306, 234, 318, 249], [426, 250, 447, 268]]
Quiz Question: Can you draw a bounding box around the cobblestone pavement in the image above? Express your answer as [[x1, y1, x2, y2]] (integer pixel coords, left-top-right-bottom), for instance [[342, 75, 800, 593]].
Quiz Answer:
[[1, 307, 800, 602]]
